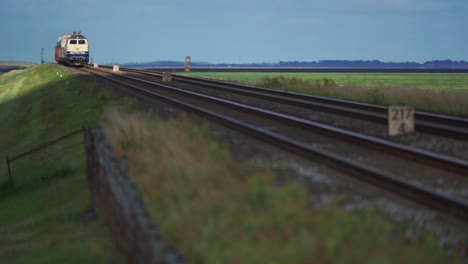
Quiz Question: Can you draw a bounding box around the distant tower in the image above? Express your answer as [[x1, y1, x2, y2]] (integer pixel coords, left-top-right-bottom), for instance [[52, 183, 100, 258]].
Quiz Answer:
[[41, 48, 45, 64]]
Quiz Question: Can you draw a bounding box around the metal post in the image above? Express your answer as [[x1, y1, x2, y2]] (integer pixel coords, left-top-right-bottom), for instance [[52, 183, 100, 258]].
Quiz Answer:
[[185, 56, 191, 75], [41, 48, 45, 64], [6, 156, 12, 183]]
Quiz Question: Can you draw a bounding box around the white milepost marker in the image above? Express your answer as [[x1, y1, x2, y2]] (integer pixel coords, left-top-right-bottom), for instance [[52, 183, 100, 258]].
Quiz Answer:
[[162, 72, 172, 82], [388, 105, 415, 136]]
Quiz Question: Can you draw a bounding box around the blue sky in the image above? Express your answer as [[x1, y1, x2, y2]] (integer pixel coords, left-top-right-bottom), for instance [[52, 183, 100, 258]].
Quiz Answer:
[[1, 0, 467, 64]]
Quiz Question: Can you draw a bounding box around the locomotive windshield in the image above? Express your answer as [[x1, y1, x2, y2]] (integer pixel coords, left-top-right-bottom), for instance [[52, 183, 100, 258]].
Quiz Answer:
[[69, 39, 86, 45]]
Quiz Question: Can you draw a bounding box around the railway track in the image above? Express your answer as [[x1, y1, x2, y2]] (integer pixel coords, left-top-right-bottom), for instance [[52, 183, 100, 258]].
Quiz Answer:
[[98, 65, 468, 139], [81, 65, 468, 222]]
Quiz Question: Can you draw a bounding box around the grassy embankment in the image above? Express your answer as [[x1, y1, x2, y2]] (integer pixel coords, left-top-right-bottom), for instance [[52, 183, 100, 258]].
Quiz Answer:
[[0, 63, 134, 263], [189, 72, 468, 116], [104, 109, 456, 263], [1, 64, 458, 262]]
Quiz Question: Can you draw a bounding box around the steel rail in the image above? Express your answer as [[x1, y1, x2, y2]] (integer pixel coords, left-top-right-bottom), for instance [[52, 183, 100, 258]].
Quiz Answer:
[[170, 72, 468, 127], [87, 66, 468, 175], [171, 76, 468, 137], [83, 66, 468, 221], [106, 65, 468, 139]]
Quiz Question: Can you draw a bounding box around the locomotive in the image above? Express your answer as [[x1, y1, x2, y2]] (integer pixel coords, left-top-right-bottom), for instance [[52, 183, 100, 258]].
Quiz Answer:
[[55, 32, 89, 66]]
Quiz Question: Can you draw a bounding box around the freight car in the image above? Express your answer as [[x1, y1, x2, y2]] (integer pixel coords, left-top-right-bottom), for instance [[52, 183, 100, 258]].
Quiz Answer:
[[54, 32, 89, 66]]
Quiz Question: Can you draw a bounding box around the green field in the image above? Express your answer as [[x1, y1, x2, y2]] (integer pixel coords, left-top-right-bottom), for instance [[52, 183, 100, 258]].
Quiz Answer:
[[189, 72, 468, 90], [188, 72, 468, 116], [0, 63, 134, 263]]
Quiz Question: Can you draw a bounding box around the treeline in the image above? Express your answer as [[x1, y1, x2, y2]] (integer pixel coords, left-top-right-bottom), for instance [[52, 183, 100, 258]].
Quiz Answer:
[[122, 59, 468, 69]]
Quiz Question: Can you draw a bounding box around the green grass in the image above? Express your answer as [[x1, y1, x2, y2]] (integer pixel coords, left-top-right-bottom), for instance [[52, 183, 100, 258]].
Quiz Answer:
[[0, 167, 110, 263], [104, 109, 457, 263], [187, 72, 468, 116], [0, 63, 134, 263], [189, 72, 468, 90]]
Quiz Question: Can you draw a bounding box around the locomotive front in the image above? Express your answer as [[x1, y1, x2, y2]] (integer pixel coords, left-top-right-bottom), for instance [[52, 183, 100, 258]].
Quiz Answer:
[[55, 32, 89, 66]]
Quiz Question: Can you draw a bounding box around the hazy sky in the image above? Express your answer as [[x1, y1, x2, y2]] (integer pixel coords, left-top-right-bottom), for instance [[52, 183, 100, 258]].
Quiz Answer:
[[1, 0, 467, 64]]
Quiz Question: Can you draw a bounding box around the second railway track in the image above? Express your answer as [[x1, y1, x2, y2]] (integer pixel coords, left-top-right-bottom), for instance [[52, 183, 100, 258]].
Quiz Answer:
[[81, 65, 468, 222], [101, 65, 468, 140]]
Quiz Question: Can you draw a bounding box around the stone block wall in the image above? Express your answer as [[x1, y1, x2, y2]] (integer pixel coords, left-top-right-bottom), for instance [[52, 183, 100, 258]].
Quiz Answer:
[[84, 128, 185, 264]]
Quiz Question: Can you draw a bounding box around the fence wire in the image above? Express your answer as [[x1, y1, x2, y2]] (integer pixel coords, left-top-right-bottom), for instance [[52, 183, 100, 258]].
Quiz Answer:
[[2, 128, 84, 186]]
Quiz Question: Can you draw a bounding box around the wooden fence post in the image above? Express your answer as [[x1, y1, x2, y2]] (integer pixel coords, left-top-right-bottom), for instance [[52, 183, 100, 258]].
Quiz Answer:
[[6, 155, 12, 183]]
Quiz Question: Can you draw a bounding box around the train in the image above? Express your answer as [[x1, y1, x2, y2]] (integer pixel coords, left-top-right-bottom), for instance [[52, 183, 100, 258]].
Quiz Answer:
[[55, 32, 89, 66]]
